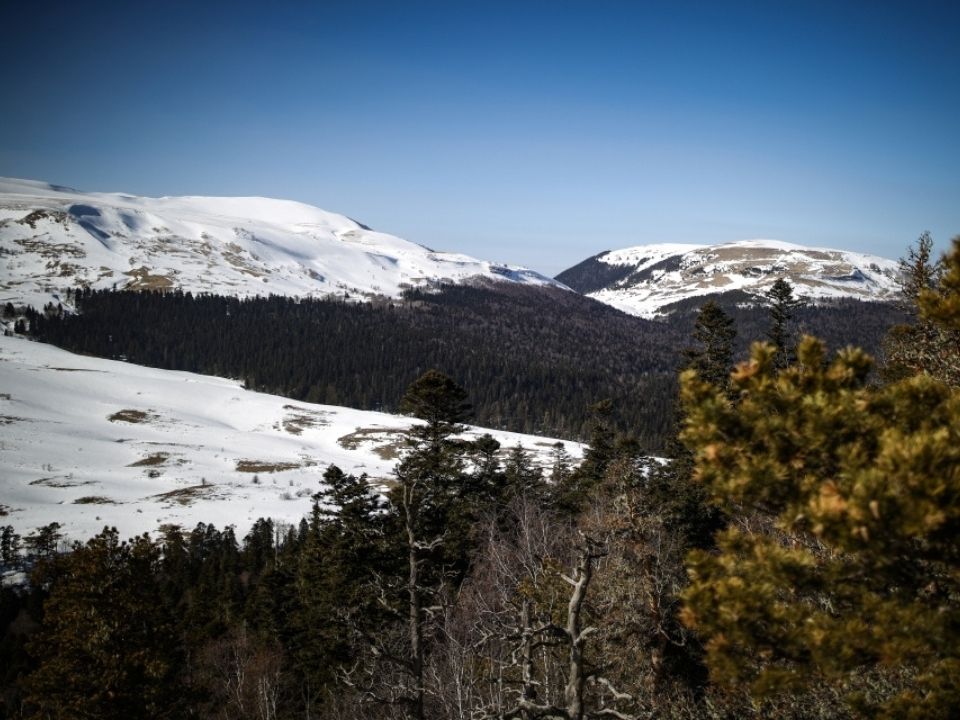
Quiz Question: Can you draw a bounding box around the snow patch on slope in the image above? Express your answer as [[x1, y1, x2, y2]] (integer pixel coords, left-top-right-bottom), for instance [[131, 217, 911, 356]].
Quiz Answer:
[[0, 335, 582, 543]]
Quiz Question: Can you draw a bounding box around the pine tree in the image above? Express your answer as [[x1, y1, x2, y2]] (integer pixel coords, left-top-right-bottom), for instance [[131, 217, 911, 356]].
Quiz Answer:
[[679, 335, 960, 717], [464, 432, 506, 504], [765, 278, 802, 369], [399, 368, 471, 444], [919, 235, 960, 366], [901, 231, 941, 310], [884, 234, 960, 386], [23, 522, 62, 561]]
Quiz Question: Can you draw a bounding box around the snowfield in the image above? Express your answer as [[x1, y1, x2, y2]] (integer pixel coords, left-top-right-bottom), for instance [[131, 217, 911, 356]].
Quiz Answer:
[[586, 239, 901, 317], [0, 334, 582, 543], [0, 177, 563, 310]]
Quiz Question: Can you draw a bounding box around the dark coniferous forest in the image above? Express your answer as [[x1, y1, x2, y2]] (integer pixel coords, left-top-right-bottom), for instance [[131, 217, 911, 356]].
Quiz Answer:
[[23, 283, 902, 451]]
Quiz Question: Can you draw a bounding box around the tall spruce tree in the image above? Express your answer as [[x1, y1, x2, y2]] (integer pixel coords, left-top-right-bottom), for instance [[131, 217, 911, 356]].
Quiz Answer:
[[502, 443, 544, 498], [765, 278, 802, 369], [389, 370, 474, 719], [293, 466, 385, 690], [555, 399, 617, 513], [682, 300, 737, 392], [901, 231, 941, 310], [0, 526, 20, 568]]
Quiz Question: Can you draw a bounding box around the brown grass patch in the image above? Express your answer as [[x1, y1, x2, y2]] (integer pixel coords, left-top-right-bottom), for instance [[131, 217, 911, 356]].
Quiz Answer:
[[129, 452, 169, 467], [73, 496, 118, 505], [221, 242, 267, 277], [281, 405, 330, 435], [123, 266, 175, 290], [17, 209, 69, 229], [153, 485, 215, 506], [108, 409, 154, 424], [337, 427, 406, 461], [30, 476, 95, 488], [13, 237, 85, 258], [236, 460, 301, 474]]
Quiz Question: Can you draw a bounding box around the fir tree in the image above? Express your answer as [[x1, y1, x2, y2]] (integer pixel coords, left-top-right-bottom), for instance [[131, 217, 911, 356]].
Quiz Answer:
[[682, 300, 736, 391], [901, 230, 942, 310], [293, 466, 386, 688], [387, 370, 475, 719], [465, 432, 506, 503], [548, 441, 574, 487], [554, 399, 617, 514], [0, 526, 20, 568], [765, 278, 802, 369], [502, 443, 544, 498]]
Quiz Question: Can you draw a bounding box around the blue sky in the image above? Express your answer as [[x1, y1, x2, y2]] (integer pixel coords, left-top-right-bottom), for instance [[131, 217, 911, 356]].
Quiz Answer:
[[2, 0, 958, 275]]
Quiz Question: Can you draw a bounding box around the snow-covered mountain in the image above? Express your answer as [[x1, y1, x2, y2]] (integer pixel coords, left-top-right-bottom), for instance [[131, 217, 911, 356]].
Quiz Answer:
[[0, 334, 581, 543], [556, 240, 901, 318], [0, 177, 561, 309]]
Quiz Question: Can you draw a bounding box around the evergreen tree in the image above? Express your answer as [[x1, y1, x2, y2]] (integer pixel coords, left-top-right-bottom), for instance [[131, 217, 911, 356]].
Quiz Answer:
[[765, 278, 802, 369], [548, 441, 574, 487], [293, 466, 386, 689], [682, 300, 737, 391], [918, 235, 960, 375], [679, 336, 960, 717], [554, 399, 617, 514], [502, 443, 544, 498], [24, 529, 183, 719], [23, 522, 62, 562], [0, 526, 20, 568], [901, 231, 942, 309], [386, 370, 475, 719], [465, 432, 506, 503], [399, 368, 471, 443], [883, 234, 960, 386]]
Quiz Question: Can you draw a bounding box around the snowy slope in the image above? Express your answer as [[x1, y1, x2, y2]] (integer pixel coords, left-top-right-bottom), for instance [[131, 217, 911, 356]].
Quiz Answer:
[[557, 239, 901, 318], [0, 335, 582, 543], [0, 177, 561, 309]]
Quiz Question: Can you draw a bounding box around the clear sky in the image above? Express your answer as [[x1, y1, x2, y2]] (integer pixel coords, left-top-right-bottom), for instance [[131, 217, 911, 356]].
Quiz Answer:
[[2, 0, 957, 275]]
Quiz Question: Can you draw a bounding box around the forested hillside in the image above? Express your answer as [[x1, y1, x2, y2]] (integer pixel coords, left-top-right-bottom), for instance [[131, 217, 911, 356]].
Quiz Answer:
[[22, 284, 902, 450], [2, 237, 957, 720]]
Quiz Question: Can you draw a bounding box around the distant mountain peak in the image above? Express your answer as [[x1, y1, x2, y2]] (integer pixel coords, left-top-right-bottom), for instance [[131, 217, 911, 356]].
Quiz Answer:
[[0, 177, 562, 308], [556, 240, 901, 317]]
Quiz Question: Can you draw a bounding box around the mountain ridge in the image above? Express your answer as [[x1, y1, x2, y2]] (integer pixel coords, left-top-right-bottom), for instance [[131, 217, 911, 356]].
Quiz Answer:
[[0, 177, 563, 309], [557, 239, 901, 317]]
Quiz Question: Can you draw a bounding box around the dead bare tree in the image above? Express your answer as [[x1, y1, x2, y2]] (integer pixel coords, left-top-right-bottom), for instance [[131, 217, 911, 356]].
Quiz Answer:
[[200, 627, 286, 720], [430, 496, 638, 720]]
